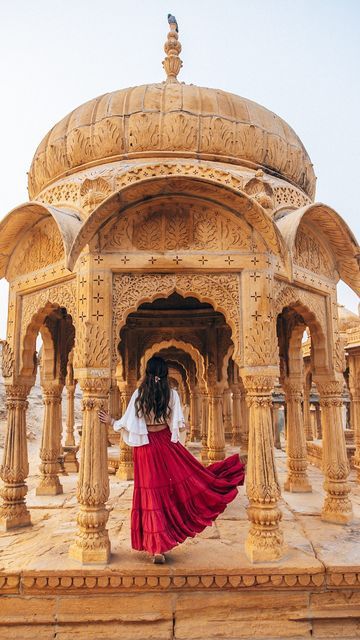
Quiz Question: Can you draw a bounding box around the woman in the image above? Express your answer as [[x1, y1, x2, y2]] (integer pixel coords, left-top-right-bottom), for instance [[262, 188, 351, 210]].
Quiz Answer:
[[99, 356, 245, 563]]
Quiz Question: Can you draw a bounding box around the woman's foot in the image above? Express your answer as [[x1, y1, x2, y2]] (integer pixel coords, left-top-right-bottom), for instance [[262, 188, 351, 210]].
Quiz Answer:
[[152, 553, 166, 564]]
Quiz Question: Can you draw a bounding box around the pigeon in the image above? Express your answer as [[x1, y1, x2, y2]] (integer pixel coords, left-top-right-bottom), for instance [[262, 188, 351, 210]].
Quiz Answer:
[[168, 13, 179, 32]]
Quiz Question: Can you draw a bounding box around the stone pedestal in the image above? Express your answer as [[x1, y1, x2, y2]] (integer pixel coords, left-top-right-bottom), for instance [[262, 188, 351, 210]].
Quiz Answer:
[[36, 382, 64, 496], [69, 378, 111, 564], [63, 445, 80, 473], [317, 379, 353, 524], [242, 375, 284, 562], [0, 384, 31, 530]]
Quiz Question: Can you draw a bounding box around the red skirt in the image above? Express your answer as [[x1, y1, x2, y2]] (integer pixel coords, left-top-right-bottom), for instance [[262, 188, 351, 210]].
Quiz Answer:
[[131, 426, 245, 555]]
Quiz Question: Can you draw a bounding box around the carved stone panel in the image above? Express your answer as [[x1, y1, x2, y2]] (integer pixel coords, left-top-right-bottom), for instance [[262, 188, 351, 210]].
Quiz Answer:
[[294, 225, 336, 279], [7, 218, 64, 280], [101, 199, 256, 253]]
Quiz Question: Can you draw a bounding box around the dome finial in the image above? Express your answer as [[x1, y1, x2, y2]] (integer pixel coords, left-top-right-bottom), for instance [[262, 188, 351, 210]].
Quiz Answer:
[[163, 14, 182, 83]]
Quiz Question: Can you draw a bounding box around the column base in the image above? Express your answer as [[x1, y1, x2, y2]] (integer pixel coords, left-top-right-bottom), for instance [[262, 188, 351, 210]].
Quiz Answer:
[[36, 480, 63, 496], [63, 447, 80, 473], [0, 510, 31, 531], [284, 477, 312, 493], [207, 448, 225, 462], [69, 540, 111, 564], [321, 503, 353, 525], [116, 464, 134, 481], [245, 528, 285, 563]]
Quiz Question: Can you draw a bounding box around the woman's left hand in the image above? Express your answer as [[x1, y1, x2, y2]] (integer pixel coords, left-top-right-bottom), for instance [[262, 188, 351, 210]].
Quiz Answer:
[[98, 409, 112, 425]]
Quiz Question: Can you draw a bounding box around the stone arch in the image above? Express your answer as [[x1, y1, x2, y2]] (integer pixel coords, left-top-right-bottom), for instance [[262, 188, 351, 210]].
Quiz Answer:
[[273, 283, 328, 374], [0, 202, 81, 280], [112, 273, 240, 368], [20, 283, 77, 378], [276, 203, 360, 295], [140, 339, 206, 389], [67, 164, 290, 270]]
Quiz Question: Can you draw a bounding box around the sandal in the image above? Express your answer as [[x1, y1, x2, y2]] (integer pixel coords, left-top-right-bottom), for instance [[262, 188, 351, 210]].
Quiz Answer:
[[152, 553, 166, 564]]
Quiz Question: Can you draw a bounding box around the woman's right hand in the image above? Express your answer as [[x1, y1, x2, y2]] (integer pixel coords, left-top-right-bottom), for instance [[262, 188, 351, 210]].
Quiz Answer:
[[98, 409, 113, 425]]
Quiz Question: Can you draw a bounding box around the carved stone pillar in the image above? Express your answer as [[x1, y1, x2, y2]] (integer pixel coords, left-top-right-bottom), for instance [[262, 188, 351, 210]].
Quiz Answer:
[[223, 387, 233, 443], [69, 378, 111, 563], [271, 403, 282, 450], [0, 384, 31, 530], [36, 382, 64, 496], [283, 379, 312, 493], [231, 384, 242, 446], [242, 375, 284, 562], [190, 387, 202, 441], [63, 381, 79, 473], [116, 385, 134, 480], [200, 391, 209, 462], [240, 390, 249, 451], [317, 379, 353, 524], [65, 383, 76, 447], [303, 386, 313, 441], [348, 354, 360, 482], [315, 403, 322, 438], [207, 385, 226, 462]]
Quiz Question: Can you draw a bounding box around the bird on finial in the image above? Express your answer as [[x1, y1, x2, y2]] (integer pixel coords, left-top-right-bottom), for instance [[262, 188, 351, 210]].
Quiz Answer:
[[168, 13, 179, 32]]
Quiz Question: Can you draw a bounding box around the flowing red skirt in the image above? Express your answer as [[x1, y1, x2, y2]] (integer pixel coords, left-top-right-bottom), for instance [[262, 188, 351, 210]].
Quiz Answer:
[[131, 426, 245, 555]]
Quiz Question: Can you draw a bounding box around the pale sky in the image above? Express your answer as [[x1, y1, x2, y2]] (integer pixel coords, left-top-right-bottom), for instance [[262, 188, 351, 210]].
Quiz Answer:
[[0, 0, 359, 339]]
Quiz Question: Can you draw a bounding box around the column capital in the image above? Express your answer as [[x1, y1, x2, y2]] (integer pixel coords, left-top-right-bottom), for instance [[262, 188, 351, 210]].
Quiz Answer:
[[79, 377, 111, 396]]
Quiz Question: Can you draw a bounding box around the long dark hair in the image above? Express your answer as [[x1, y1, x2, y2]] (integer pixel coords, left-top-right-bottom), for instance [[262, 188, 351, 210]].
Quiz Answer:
[[135, 356, 171, 422]]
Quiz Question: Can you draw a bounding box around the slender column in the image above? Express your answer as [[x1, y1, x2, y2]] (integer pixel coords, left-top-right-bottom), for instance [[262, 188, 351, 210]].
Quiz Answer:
[[315, 403, 322, 438], [351, 391, 360, 481], [223, 387, 233, 443], [189, 390, 196, 441], [242, 374, 284, 562], [200, 391, 209, 462], [36, 382, 64, 496], [116, 385, 134, 480], [283, 380, 312, 492], [207, 385, 226, 462], [240, 390, 249, 451], [271, 403, 282, 449], [317, 379, 353, 524], [0, 384, 31, 530], [63, 380, 79, 473], [65, 383, 76, 446], [348, 354, 360, 482], [193, 388, 202, 441], [231, 384, 242, 446], [69, 378, 111, 563], [303, 385, 313, 441]]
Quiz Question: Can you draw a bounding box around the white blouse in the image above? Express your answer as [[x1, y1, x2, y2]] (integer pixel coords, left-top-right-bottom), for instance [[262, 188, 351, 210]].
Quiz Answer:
[[112, 388, 186, 447]]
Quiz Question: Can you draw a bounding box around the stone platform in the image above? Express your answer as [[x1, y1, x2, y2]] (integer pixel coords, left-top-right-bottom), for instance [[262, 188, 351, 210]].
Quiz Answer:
[[1, 446, 360, 639]]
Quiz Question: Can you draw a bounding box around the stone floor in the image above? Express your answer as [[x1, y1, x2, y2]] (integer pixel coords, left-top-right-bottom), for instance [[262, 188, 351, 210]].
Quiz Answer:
[[1, 444, 360, 639], [1, 443, 360, 572]]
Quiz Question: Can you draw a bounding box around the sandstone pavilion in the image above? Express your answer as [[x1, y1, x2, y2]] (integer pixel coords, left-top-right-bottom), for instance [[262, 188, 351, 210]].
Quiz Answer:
[[0, 18, 360, 637]]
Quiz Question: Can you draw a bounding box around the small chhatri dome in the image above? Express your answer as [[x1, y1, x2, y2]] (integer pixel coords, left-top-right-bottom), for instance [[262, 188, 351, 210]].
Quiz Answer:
[[28, 17, 316, 200]]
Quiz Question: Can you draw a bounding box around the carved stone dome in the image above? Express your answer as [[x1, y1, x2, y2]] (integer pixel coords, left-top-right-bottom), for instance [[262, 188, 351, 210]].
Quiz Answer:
[[28, 25, 316, 201]]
